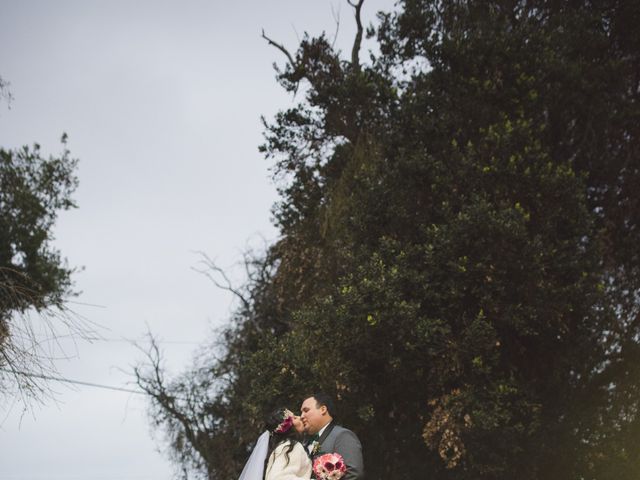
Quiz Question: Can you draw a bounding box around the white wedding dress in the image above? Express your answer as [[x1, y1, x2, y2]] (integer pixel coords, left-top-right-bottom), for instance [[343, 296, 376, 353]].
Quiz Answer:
[[238, 433, 312, 480], [265, 440, 312, 480]]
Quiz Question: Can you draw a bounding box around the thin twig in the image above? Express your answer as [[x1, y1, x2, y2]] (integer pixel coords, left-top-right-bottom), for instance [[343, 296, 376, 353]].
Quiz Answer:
[[191, 252, 251, 310], [261, 29, 296, 67], [331, 3, 342, 48]]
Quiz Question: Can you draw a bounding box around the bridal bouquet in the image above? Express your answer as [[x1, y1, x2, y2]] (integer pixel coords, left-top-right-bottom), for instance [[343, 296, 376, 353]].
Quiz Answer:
[[312, 453, 347, 480]]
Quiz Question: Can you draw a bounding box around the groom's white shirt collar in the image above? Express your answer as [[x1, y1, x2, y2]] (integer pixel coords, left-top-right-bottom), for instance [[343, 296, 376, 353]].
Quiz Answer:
[[317, 420, 332, 438]]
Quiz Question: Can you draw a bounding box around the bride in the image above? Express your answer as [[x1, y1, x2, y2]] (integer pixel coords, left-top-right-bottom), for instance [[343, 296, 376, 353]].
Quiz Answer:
[[239, 407, 312, 480]]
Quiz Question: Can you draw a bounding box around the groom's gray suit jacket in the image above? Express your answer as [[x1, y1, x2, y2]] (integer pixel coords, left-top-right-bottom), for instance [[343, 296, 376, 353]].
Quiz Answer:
[[315, 422, 364, 480]]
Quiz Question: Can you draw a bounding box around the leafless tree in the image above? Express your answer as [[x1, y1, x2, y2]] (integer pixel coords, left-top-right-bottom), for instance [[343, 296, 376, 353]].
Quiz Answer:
[[261, 0, 366, 76], [134, 246, 275, 479], [0, 267, 96, 412]]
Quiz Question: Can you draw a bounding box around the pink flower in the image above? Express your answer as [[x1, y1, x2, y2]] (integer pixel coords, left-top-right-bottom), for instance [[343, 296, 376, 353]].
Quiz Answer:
[[274, 414, 294, 434], [313, 453, 347, 480]]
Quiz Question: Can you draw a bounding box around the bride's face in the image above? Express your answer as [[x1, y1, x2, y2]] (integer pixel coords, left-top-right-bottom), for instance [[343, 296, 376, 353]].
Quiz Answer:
[[285, 409, 305, 434], [292, 415, 305, 434]]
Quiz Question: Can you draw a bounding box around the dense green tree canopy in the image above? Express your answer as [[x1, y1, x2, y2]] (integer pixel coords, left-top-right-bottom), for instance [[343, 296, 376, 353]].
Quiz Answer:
[[0, 132, 79, 400], [137, 1, 640, 479]]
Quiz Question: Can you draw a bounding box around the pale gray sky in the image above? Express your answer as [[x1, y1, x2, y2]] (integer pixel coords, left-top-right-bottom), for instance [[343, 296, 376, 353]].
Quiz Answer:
[[0, 1, 394, 479]]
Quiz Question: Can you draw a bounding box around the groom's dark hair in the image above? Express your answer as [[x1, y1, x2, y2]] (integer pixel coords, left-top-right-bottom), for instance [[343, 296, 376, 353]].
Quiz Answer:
[[310, 392, 336, 418]]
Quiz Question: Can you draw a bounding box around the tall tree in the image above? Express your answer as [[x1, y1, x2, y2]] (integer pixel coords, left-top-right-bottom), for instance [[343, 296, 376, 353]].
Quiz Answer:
[[0, 123, 81, 403], [137, 1, 640, 478]]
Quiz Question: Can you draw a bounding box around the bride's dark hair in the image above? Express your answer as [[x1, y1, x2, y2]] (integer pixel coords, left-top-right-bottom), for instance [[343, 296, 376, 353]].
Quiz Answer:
[[263, 407, 299, 479]]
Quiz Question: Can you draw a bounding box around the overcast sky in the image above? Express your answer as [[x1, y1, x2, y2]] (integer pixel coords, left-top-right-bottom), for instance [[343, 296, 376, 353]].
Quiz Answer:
[[0, 1, 394, 479]]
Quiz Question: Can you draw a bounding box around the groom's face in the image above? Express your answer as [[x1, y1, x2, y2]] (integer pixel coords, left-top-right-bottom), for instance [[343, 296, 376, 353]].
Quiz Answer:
[[300, 396, 329, 434]]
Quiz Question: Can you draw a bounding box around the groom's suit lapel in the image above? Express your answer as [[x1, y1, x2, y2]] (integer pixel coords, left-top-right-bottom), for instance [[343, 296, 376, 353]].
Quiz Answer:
[[309, 423, 338, 479], [318, 422, 336, 448], [307, 422, 337, 461]]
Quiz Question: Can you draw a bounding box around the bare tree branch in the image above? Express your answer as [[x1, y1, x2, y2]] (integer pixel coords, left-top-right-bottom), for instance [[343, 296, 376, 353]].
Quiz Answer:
[[261, 29, 296, 67], [0, 270, 97, 410], [0, 75, 13, 108], [191, 252, 251, 311], [347, 0, 365, 70], [291, 23, 301, 44], [330, 3, 342, 48], [133, 332, 223, 478]]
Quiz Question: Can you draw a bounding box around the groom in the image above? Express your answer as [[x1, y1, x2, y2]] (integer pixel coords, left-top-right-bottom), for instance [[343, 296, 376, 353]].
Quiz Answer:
[[300, 393, 364, 480]]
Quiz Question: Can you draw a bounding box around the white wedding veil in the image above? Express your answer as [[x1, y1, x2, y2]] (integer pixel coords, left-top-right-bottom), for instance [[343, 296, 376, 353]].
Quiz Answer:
[[238, 430, 270, 480]]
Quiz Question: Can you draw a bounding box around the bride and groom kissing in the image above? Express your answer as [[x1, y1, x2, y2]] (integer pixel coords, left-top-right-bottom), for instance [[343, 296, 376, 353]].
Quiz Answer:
[[239, 393, 364, 480]]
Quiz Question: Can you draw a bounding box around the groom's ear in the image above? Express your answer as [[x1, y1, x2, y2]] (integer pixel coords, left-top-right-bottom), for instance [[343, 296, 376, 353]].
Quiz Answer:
[[320, 405, 328, 415]]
